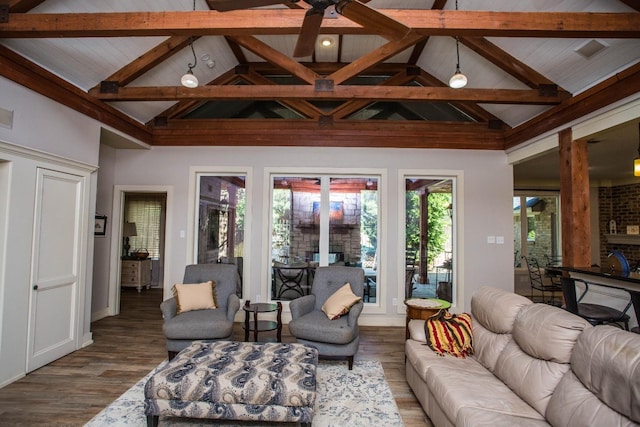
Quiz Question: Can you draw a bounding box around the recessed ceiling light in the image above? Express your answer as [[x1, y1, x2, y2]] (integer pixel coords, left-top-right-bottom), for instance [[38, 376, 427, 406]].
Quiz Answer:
[[320, 38, 333, 47]]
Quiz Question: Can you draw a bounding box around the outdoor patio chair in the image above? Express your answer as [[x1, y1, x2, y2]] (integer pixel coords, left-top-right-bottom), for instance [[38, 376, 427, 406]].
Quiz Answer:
[[522, 255, 562, 305]]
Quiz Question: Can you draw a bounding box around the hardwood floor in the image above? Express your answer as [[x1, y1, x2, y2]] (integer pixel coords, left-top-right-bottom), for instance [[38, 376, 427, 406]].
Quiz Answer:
[[0, 288, 432, 427]]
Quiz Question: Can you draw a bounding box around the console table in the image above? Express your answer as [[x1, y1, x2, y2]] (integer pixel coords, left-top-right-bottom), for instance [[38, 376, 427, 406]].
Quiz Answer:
[[243, 301, 283, 342], [120, 258, 151, 292]]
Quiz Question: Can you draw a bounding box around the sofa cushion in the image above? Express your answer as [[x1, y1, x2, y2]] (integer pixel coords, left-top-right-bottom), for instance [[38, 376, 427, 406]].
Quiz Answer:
[[288, 310, 358, 345], [546, 326, 640, 425], [162, 308, 233, 340], [494, 304, 592, 416], [471, 286, 532, 371], [406, 339, 544, 424], [471, 286, 533, 334], [457, 406, 551, 427]]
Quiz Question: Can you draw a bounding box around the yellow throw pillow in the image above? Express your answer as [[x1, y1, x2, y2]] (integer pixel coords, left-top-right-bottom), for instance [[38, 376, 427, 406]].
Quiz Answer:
[[322, 283, 362, 320], [172, 281, 217, 314]]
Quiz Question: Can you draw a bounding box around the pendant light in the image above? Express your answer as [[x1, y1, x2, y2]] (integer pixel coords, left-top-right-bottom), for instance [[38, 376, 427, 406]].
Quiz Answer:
[[181, 1, 199, 88], [448, 1, 467, 89], [634, 122, 640, 176], [181, 37, 199, 88]]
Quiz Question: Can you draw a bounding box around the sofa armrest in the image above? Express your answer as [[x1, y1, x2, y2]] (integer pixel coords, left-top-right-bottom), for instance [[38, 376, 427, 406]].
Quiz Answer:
[[290, 295, 315, 319], [347, 300, 364, 326], [226, 294, 241, 321], [160, 297, 178, 321]]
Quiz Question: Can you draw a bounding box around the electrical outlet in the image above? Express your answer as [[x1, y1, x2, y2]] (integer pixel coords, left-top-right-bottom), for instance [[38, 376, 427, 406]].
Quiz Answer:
[[392, 298, 398, 306]]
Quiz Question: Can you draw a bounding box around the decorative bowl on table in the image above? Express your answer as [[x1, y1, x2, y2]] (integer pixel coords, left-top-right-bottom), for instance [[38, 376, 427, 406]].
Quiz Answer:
[[133, 249, 149, 260]]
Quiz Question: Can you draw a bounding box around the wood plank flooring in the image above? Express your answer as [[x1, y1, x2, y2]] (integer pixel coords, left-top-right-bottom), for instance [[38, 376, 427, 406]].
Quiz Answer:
[[0, 288, 432, 427]]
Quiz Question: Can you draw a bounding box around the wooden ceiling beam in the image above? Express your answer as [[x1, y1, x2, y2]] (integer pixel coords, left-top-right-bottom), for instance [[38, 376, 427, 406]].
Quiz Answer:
[[505, 62, 640, 148], [2, 11, 639, 38], [250, 62, 407, 75], [92, 36, 194, 90], [0, 44, 152, 143], [329, 70, 417, 119], [328, 33, 424, 85], [407, 0, 447, 64], [619, 0, 640, 12], [414, 70, 507, 125], [241, 70, 324, 119], [147, 68, 244, 125], [7, 0, 45, 13], [151, 119, 505, 149], [91, 84, 569, 104], [229, 35, 320, 84]]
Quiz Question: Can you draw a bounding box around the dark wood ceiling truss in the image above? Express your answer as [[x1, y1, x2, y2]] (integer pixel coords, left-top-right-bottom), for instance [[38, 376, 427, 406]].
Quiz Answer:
[[1, 8, 639, 149]]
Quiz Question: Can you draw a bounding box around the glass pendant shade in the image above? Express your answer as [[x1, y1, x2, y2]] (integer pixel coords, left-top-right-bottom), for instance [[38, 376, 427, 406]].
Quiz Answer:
[[634, 157, 640, 177], [449, 69, 468, 89], [181, 71, 198, 88]]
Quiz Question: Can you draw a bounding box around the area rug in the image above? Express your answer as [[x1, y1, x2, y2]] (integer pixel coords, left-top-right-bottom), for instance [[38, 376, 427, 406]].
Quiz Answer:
[[85, 359, 404, 427]]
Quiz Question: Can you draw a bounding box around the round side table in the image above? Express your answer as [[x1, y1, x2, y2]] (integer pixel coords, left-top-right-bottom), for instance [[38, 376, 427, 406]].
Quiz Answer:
[[243, 301, 283, 342], [404, 298, 451, 339]]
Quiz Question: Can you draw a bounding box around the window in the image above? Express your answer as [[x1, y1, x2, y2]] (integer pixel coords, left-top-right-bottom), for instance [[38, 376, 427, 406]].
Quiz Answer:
[[270, 175, 379, 302], [124, 194, 166, 259], [513, 194, 561, 266], [195, 174, 246, 297], [404, 177, 455, 303]]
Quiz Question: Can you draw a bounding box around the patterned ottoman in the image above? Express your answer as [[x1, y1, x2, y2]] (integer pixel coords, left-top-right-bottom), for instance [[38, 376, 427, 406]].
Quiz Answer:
[[144, 340, 318, 426]]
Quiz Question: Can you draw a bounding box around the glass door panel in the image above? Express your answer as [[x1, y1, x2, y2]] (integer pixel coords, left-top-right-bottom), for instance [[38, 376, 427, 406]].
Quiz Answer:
[[271, 176, 320, 301], [405, 178, 454, 302], [329, 177, 379, 303], [196, 175, 246, 297]]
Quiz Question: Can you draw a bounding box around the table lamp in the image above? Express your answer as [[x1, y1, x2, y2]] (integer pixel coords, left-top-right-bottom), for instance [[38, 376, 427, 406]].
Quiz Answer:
[[122, 222, 137, 257]]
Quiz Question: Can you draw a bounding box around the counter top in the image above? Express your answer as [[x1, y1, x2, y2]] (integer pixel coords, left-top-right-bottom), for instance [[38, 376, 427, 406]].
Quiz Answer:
[[555, 266, 640, 286]]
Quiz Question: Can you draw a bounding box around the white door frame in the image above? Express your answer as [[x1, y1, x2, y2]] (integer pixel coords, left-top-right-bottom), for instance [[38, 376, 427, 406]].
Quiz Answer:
[[108, 185, 173, 316]]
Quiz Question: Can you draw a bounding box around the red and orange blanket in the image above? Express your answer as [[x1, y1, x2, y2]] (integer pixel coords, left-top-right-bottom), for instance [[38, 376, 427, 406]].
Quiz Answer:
[[423, 309, 473, 358]]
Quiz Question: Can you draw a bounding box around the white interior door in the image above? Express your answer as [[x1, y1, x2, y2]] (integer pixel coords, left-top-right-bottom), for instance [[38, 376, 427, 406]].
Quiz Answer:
[[27, 168, 84, 372]]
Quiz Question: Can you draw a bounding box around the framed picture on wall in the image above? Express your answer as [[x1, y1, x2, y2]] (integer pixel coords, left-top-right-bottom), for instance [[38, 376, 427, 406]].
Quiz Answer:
[[95, 215, 107, 236]]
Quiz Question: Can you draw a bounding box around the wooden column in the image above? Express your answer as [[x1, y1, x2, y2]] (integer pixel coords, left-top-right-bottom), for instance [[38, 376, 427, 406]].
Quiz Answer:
[[559, 128, 591, 268]]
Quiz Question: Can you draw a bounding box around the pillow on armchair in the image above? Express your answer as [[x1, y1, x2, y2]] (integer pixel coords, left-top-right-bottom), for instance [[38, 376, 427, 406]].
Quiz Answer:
[[172, 281, 218, 314], [322, 283, 362, 320]]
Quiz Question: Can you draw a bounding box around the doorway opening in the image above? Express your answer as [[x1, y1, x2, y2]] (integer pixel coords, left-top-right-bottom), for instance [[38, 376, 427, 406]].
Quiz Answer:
[[109, 185, 173, 317]]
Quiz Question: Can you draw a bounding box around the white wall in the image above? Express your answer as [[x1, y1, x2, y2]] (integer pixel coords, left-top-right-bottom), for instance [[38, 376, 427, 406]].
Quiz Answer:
[[111, 146, 515, 325], [0, 77, 100, 166], [92, 144, 116, 319]]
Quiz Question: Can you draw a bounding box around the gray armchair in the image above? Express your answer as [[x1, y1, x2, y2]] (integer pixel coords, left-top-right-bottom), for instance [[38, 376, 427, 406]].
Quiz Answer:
[[160, 264, 241, 359], [288, 266, 364, 369]]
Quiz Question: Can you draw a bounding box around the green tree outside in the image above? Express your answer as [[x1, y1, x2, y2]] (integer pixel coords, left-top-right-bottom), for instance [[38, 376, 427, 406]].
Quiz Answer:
[[406, 192, 452, 266]]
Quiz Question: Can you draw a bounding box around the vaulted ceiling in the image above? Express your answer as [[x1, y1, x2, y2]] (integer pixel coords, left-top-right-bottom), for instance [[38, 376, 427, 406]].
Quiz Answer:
[[1, 0, 639, 150]]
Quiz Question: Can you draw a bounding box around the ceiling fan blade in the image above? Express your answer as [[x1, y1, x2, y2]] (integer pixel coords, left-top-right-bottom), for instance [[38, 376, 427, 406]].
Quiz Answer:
[[337, 0, 410, 41], [293, 8, 324, 57], [206, 0, 291, 12]]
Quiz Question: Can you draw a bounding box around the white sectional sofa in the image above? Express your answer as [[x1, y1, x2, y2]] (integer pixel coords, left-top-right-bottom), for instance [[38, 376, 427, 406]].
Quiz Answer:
[[405, 286, 640, 427]]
